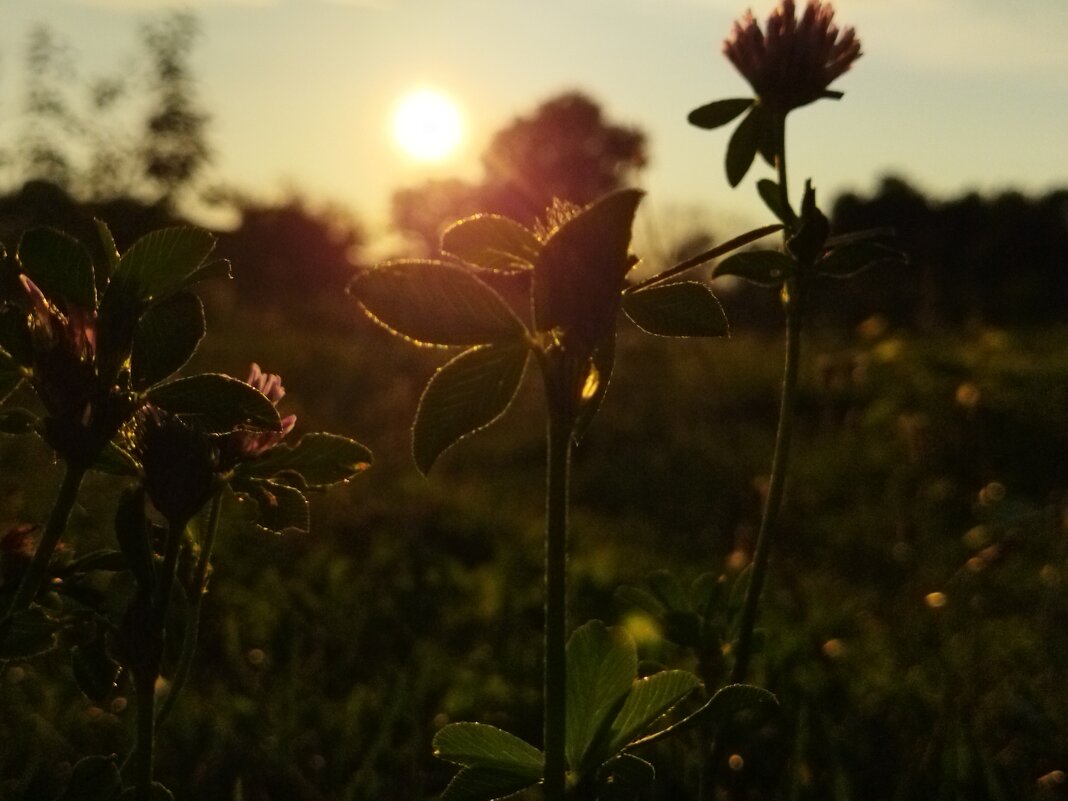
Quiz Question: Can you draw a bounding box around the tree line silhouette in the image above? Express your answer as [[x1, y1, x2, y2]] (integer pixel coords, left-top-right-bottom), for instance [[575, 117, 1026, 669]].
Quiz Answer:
[[1, 12, 1064, 330]]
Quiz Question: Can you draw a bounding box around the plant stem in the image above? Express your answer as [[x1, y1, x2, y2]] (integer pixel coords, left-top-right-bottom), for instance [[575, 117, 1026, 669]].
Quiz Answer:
[[128, 515, 188, 797], [629, 224, 782, 292], [729, 286, 802, 685], [156, 492, 223, 730], [153, 517, 187, 633], [729, 126, 802, 686], [1, 464, 86, 621], [544, 402, 572, 801]]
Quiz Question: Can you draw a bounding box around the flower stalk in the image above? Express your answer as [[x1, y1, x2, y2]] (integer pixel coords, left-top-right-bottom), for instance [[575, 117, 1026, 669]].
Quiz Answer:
[[1, 463, 87, 622], [155, 491, 224, 730], [544, 404, 572, 801], [730, 276, 802, 685], [540, 348, 582, 801]]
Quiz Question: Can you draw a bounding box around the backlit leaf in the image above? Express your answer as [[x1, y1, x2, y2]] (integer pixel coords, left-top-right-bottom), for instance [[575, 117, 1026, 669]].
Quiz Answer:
[[131, 292, 205, 389], [94, 219, 120, 281], [704, 683, 778, 726], [109, 227, 216, 303], [815, 241, 907, 278], [440, 767, 539, 801], [714, 250, 794, 286], [146, 373, 281, 433], [535, 189, 643, 349], [567, 621, 636, 772], [91, 441, 142, 477], [179, 258, 232, 289], [350, 260, 526, 346], [16, 227, 97, 310], [601, 670, 701, 757], [413, 342, 529, 475], [235, 432, 372, 487], [233, 478, 310, 534], [687, 98, 753, 130], [442, 215, 540, 271], [623, 282, 728, 338], [433, 722, 544, 775]]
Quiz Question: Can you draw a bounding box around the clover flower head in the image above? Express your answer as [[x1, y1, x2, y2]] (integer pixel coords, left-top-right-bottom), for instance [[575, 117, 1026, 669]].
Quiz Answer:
[[234, 363, 296, 458], [247, 362, 286, 406], [19, 274, 97, 362], [19, 274, 100, 434], [533, 198, 583, 243], [723, 0, 861, 114]]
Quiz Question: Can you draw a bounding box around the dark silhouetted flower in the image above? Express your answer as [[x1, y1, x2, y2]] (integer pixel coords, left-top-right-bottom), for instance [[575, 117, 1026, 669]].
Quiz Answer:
[[723, 0, 861, 114], [137, 407, 219, 524], [19, 274, 98, 427]]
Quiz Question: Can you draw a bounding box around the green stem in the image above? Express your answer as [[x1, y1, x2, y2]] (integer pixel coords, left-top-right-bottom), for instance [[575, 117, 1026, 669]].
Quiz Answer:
[[629, 224, 782, 292], [730, 126, 801, 685], [129, 515, 188, 797], [155, 492, 223, 730], [2, 464, 86, 621], [153, 516, 188, 633], [544, 402, 572, 801], [133, 669, 156, 801], [729, 287, 802, 684]]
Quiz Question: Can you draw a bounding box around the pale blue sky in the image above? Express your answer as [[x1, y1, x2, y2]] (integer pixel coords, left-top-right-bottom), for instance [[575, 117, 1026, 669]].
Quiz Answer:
[[3, 0, 1066, 246]]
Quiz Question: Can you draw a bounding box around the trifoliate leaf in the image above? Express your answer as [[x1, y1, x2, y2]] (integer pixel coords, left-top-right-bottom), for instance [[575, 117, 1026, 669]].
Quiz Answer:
[[412, 342, 529, 475], [442, 215, 540, 271], [350, 260, 527, 346], [687, 98, 753, 130], [623, 282, 729, 338]]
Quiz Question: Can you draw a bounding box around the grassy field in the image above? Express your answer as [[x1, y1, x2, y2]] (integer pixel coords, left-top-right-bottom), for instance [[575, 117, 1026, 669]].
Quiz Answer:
[[3, 302, 1067, 800]]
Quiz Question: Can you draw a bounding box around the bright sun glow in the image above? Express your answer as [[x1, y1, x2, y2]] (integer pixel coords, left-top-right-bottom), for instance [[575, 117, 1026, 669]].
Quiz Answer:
[[392, 89, 463, 162]]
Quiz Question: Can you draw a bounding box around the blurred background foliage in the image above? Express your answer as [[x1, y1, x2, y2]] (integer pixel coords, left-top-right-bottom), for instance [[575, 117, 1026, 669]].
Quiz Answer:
[[1, 11, 1067, 801]]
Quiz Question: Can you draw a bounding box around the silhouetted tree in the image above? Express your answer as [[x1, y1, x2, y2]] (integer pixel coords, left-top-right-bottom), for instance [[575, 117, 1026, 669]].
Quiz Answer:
[[831, 176, 1068, 328], [481, 92, 647, 222], [214, 194, 365, 306], [19, 26, 79, 189], [391, 92, 647, 252], [140, 11, 210, 205], [390, 178, 483, 256]]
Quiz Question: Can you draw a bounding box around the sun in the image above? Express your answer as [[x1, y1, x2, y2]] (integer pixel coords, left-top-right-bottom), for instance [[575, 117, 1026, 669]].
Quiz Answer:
[[392, 89, 463, 162]]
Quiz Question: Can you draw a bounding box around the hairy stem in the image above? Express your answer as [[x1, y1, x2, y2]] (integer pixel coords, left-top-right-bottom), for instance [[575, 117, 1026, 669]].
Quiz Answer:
[[156, 492, 223, 729], [2, 464, 86, 621], [544, 402, 572, 801], [729, 287, 802, 684]]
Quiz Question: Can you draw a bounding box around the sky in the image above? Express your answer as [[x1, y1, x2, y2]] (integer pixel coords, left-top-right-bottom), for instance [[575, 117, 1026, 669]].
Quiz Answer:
[[2, 0, 1067, 250]]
